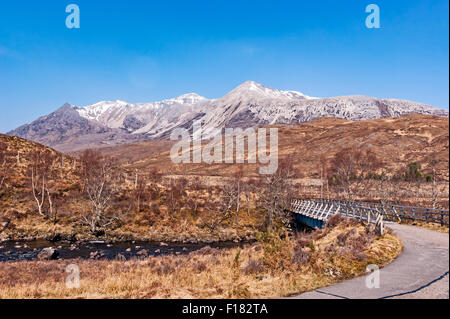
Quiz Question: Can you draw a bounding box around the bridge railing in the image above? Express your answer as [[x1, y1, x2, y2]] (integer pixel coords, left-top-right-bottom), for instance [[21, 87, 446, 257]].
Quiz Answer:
[[290, 199, 450, 235], [315, 199, 449, 226], [290, 199, 385, 234]]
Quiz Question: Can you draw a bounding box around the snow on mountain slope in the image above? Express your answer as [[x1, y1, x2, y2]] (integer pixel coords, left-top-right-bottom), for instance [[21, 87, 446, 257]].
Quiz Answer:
[[228, 80, 317, 100], [183, 82, 447, 137], [8, 80, 448, 152], [73, 81, 321, 138], [76, 93, 210, 133]]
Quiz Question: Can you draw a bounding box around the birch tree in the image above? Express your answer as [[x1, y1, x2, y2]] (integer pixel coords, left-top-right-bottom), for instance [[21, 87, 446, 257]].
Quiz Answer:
[[79, 149, 119, 235]]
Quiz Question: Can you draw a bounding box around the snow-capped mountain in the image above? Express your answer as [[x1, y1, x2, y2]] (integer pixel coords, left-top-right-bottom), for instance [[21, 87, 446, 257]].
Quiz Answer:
[[8, 81, 448, 152], [76, 93, 209, 133]]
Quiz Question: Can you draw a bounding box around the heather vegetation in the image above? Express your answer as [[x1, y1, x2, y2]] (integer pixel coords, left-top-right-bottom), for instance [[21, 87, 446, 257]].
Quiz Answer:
[[0, 137, 291, 242]]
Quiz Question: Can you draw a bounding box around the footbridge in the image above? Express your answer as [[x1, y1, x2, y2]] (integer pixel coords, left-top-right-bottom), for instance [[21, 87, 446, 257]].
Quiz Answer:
[[289, 199, 449, 235]]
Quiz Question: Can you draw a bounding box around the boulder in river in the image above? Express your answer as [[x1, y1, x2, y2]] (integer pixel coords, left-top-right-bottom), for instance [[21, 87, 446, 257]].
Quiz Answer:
[[37, 247, 59, 260]]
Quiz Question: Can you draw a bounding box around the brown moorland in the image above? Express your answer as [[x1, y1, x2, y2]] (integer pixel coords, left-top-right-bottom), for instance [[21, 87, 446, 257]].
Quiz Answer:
[[0, 217, 403, 299], [100, 114, 449, 208], [0, 114, 448, 242]]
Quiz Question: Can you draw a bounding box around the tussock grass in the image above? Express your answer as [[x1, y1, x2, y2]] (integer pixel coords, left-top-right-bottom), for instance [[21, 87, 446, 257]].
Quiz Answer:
[[0, 219, 403, 299]]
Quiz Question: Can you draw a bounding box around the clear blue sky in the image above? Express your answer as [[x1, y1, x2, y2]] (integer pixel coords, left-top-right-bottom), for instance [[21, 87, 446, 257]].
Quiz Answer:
[[0, 0, 448, 133]]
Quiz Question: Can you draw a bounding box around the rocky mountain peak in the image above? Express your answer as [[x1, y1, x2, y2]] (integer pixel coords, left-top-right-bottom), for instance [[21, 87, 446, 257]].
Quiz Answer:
[[7, 81, 448, 152]]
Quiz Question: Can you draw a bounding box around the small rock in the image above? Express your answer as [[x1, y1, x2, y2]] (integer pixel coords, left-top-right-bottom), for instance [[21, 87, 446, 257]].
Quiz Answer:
[[37, 247, 59, 260], [89, 250, 105, 260], [155, 249, 160, 253], [160, 242, 168, 246], [0, 233, 9, 242], [125, 248, 132, 252], [136, 249, 148, 257], [135, 245, 141, 249], [182, 247, 187, 251], [175, 251, 181, 255], [1, 221, 9, 228]]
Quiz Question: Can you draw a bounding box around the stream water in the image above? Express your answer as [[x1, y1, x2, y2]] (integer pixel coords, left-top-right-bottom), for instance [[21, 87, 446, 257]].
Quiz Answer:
[[0, 239, 246, 262]]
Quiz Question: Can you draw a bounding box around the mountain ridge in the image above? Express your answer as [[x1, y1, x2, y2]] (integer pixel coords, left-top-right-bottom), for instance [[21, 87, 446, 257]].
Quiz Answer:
[[7, 80, 448, 152]]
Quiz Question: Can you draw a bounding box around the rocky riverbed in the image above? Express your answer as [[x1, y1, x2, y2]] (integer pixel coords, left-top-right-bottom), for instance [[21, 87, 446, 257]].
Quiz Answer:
[[0, 239, 248, 262]]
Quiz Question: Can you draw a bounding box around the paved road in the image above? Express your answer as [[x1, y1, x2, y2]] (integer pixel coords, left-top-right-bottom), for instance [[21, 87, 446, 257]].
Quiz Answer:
[[292, 223, 449, 299]]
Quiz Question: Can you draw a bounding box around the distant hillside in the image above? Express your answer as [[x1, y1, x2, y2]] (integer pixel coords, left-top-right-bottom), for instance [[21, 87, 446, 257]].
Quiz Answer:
[[0, 134, 78, 215], [103, 114, 449, 181]]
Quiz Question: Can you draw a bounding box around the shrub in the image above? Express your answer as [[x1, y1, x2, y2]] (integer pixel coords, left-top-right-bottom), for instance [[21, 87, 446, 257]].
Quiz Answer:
[[292, 248, 310, 266], [257, 230, 293, 272], [242, 259, 264, 275], [193, 261, 208, 273], [326, 214, 344, 228], [156, 262, 175, 275]]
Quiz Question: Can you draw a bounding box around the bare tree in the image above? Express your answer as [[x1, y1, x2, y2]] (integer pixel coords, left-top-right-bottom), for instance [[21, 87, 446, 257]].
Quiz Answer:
[[221, 166, 244, 225], [258, 158, 294, 230], [186, 179, 204, 215], [165, 177, 187, 215], [79, 149, 120, 235], [0, 142, 9, 190], [29, 149, 56, 217], [243, 178, 257, 216], [430, 160, 440, 209], [147, 168, 162, 203], [328, 147, 382, 200], [133, 171, 147, 213], [318, 155, 328, 199]]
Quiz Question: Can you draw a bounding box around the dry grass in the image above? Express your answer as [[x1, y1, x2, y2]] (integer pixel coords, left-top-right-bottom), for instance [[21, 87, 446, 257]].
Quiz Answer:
[[0, 221, 403, 299], [404, 221, 449, 234]]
